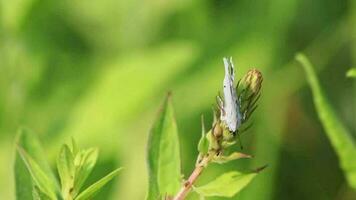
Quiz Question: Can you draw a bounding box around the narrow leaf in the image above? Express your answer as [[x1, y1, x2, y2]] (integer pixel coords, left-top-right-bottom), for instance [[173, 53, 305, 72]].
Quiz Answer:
[[346, 68, 356, 78], [212, 152, 252, 164], [75, 168, 122, 200], [17, 147, 58, 199], [198, 115, 209, 155], [57, 144, 75, 198], [146, 94, 182, 200], [14, 128, 59, 200], [15, 149, 34, 200], [194, 170, 259, 197], [73, 148, 98, 197], [296, 53, 356, 189]]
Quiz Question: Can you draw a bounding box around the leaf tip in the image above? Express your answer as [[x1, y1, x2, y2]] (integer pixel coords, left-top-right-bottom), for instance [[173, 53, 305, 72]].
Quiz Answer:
[[295, 52, 305, 60], [164, 91, 174, 105], [254, 164, 268, 173], [295, 53, 309, 67], [240, 153, 253, 159]]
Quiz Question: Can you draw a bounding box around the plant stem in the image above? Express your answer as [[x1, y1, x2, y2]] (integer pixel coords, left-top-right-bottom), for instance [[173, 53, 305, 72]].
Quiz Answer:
[[173, 155, 211, 200]]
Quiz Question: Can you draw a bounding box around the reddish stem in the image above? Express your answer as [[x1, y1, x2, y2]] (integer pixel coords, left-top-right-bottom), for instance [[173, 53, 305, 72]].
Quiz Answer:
[[173, 156, 210, 200]]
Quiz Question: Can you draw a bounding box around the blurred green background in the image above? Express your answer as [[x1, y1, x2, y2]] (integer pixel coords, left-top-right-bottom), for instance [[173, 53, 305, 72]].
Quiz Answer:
[[1, 0, 356, 199]]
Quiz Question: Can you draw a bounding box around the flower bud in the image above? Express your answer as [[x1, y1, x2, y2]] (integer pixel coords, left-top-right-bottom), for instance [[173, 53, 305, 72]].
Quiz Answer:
[[212, 121, 223, 138], [237, 69, 263, 123]]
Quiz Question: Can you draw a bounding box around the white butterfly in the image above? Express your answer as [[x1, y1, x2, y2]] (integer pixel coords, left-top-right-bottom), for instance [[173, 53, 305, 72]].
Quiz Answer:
[[217, 57, 242, 133]]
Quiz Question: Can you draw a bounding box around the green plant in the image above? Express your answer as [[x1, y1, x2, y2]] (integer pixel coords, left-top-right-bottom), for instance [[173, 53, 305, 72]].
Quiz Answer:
[[146, 58, 266, 200], [14, 128, 122, 200], [296, 53, 356, 189]]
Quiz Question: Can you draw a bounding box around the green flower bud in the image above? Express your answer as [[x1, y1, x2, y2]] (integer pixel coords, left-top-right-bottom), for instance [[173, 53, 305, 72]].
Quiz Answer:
[[237, 69, 263, 123]]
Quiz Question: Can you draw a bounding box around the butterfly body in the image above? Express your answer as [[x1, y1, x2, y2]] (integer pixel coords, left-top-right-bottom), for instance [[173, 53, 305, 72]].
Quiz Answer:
[[219, 57, 242, 133]]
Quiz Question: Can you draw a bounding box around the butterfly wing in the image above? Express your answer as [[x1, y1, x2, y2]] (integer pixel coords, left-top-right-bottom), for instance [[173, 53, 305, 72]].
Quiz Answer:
[[221, 57, 242, 132]]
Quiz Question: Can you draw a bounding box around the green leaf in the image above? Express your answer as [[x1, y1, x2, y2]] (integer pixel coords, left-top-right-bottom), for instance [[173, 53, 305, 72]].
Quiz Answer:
[[194, 170, 260, 197], [57, 144, 75, 198], [296, 53, 356, 189], [212, 152, 252, 164], [146, 94, 182, 200], [15, 149, 34, 199], [198, 115, 209, 155], [75, 168, 122, 200], [14, 128, 59, 200], [69, 137, 79, 156], [346, 68, 356, 78], [17, 147, 58, 199], [73, 148, 99, 197], [33, 186, 53, 200]]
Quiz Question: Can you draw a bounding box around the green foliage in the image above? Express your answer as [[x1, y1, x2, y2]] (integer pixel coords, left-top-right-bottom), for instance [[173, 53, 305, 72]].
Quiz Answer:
[[17, 147, 59, 199], [147, 91, 264, 199], [14, 154, 33, 200], [75, 168, 122, 200], [57, 144, 75, 199], [33, 186, 53, 200], [347, 68, 356, 78], [15, 128, 121, 200], [296, 53, 356, 189], [15, 128, 59, 200], [146, 94, 182, 200], [194, 170, 260, 197], [3, 1, 354, 199], [72, 148, 99, 197]]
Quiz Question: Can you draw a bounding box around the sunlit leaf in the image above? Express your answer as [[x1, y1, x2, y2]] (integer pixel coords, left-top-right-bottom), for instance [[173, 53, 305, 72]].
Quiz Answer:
[[73, 148, 99, 197], [194, 170, 260, 197], [15, 150, 34, 199], [346, 68, 356, 78], [296, 53, 356, 189], [57, 144, 75, 198], [14, 128, 59, 200], [146, 94, 182, 200], [75, 168, 122, 200], [17, 147, 58, 199]]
